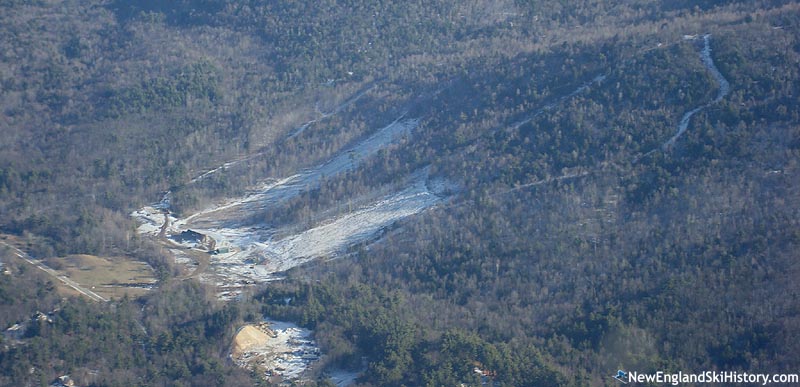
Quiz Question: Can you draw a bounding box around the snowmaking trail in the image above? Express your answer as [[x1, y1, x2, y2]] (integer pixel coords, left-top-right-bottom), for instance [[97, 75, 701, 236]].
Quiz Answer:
[[210, 171, 447, 283], [133, 114, 450, 299], [180, 117, 419, 229]]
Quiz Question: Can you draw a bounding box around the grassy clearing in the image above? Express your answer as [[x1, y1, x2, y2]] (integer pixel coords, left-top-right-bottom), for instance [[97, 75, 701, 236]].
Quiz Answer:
[[2, 234, 156, 300], [47, 254, 157, 299]]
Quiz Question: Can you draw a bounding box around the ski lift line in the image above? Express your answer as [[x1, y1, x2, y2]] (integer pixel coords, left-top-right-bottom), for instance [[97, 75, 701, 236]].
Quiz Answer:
[[287, 83, 379, 139], [191, 83, 381, 185]]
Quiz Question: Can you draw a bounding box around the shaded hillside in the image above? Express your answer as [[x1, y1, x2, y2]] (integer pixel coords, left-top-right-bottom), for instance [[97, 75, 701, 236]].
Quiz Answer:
[[1, 0, 799, 386]]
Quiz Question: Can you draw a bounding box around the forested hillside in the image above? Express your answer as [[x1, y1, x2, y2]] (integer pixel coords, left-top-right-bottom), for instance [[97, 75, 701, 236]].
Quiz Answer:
[[1, 0, 799, 386]]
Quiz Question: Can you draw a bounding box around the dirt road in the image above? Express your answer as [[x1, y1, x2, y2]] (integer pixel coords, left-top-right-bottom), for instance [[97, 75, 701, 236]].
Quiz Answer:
[[1, 241, 108, 302]]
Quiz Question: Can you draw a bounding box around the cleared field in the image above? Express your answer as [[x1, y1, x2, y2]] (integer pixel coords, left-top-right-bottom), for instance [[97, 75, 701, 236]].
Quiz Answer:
[[46, 254, 157, 299]]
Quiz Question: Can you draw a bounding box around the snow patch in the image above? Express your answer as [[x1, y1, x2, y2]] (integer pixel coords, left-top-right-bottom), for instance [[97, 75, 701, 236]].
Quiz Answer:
[[168, 249, 197, 273], [328, 369, 360, 387], [231, 319, 319, 382], [130, 207, 176, 236]]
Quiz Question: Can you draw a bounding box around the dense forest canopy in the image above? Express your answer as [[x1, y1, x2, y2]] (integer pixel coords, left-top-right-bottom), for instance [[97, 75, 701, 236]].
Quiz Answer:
[[1, 0, 799, 386]]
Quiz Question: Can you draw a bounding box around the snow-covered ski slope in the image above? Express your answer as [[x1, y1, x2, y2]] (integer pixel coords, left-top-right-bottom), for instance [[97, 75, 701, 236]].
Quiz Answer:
[[209, 173, 446, 287], [182, 117, 418, 229], [134, 114, 450, 297]]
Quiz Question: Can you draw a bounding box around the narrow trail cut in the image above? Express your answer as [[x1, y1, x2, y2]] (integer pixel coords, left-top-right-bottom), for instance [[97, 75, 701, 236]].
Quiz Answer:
[[191, 83, 377, 184], [663, 34, 731, 149]]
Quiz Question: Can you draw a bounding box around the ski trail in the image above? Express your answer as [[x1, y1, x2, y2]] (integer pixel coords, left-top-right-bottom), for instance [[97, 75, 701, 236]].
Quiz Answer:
[[287, 84, 376, 139], [192, 169, 449, 291], [190, 84, 377, 183], [181, 117, 418, 228], [245, 175, 444, 273], [663, 34, 730, 149], [510, 74, 606, 132], [495, 168, 592, 197], [180, 176, 296, 225], [191, 153, 267, 183], [436, 168, 592, 214]]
